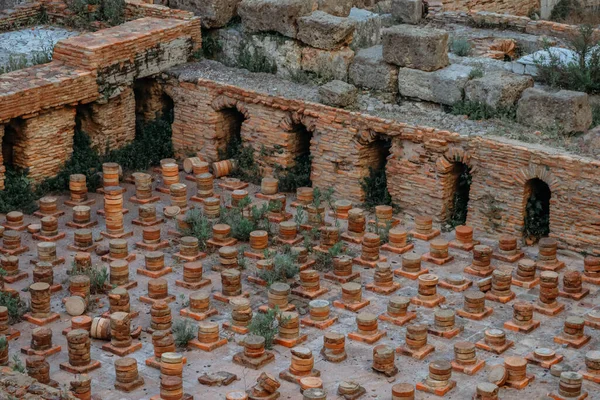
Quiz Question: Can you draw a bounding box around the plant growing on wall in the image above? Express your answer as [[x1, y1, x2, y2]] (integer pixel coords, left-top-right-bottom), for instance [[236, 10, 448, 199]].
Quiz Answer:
[[361, 166, 393, 211], [274, 153, 312, 192]]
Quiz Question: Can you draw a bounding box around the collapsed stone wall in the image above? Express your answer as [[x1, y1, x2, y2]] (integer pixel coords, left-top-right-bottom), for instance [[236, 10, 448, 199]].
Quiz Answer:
[[431, 10, 598, 42], [166, 73, 600, 255], [440, 0, 540, 16]]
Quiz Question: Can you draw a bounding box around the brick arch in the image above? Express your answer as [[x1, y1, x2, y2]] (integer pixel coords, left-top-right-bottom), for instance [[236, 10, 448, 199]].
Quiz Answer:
[[435, 147, 476, 174], [210, 95, 250, 120], [355, 129, 382, 146], [513, 165, 560, 192], [436, 147, 475, 223], [278, 112, 317, 133]]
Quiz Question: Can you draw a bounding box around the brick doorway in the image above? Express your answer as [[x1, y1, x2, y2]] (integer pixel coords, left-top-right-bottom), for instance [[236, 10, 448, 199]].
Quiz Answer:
[[523, 178, 551, 240], [217, 107, 246, 160], [445, 162, 472, 227], [2, 119, 24, 171]]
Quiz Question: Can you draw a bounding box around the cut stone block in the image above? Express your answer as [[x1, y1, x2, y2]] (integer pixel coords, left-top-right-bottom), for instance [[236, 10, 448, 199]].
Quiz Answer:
[[348, 7, 383, 50], [349, 45, 398, 92], [391, 0, 422, 24], [168, 0, 241, 28], [238, 0, 316, 38], [319, 80, 358, 107], [317, 0, 352, 16], [465, 71, 533, 109], [398, 64, 471, 105], [517, 88, 592, 133], [382, 25, 449, 71], [432, 64, 473, 105], [297, 11, 355, 50], [301, 46, 354, 81]]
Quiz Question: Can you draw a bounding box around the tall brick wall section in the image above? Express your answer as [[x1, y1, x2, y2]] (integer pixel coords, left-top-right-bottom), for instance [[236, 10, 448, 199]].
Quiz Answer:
[[441, 0, 539, 16], [166, 77, 600, 254], [79, 86, 136, 153], [11, 107, 76, 182]]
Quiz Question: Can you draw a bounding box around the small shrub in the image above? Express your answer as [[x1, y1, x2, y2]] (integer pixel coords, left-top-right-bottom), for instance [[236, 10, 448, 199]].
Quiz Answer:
[[100, 0, 125, 26], [0, 336, 7, 352], [172, 319, 197, 348], [450, 100, 517, 121], [258, 253, 299, 286], [550, 0, 579, 21], [222, 135, 262, 185], [0, 169, 38, 214], [0, 291, 28, 324], [534, 25, 600, 94], [468, 67, 484, 80], [274, 153, 312, 192], [313, 242, 355, 272], [369, 218, 392, 244], [451, 38, 472, 56], [249, 306, 287, 349], [361, 167, 393, 211], [180, 209, 212, 251], [67, 262, 109, 294], [11, 354, 25, 373]]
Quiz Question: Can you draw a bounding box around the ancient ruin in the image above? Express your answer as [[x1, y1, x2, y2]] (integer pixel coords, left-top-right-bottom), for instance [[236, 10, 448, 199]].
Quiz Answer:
[[0, 0, 600, 398]]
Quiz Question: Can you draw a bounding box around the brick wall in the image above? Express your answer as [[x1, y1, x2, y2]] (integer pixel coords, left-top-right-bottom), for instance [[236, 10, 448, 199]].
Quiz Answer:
[[0, 2, 42, 31], [441, 0, 539, 16], [78, 86, 136, 153], [166, 76, 600, 254], [9, 107, 76, 182], [52, 17, 201, 95], [0, 62, 98, 123]]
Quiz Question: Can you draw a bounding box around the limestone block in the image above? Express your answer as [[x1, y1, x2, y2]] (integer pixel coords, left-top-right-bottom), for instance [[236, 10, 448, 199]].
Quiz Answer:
[[465, 71, 533, 109], [431, 64, 473, 105], [317, 0, 353, 16], [319, 80, 358, 107], [297, 11, 355, 50], [398, 64, 472, 105], [349, 45, 398, 92], [208, 27, 244, 67], [382, 25, 449, 71], [168, 0, 240, 28], [397, 67, 434, 102], [348, 7, 382, 50], [516, 88, 592, 133], [209, 28, 303, 79], [238, 0, 317, 38], [247, 33, 303, 78], [301, 46, 355, 81], [391, 0, 422, 24]]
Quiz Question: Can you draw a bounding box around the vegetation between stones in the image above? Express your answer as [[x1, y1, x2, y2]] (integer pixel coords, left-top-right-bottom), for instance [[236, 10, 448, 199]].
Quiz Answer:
[[248, 306, 288, 349], [361, 166, 393, 211], [535, 25, 600, 94], [0, 289, 29, 324], [172, 318, 197, 348]]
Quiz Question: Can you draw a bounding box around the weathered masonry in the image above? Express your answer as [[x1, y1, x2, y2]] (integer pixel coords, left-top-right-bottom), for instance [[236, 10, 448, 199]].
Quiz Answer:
[[166, 71, 600, 255], [0, 9, 201, 188]]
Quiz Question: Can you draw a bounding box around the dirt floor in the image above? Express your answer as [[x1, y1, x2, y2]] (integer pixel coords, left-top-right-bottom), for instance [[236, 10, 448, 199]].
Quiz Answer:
[[3, 168, 599, 400]]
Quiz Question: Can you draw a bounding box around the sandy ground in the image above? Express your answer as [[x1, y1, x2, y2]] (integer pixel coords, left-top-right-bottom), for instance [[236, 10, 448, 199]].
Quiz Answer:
[[3, 169, 599, 400]]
